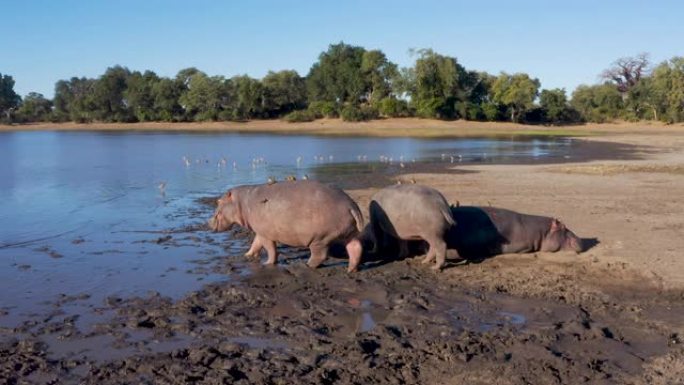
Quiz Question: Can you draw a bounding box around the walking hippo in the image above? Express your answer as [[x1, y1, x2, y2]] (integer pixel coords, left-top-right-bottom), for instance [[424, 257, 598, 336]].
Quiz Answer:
[[446, 206, 583, 258], [208, 181, 364, 272], [369, 184, 456, 270]]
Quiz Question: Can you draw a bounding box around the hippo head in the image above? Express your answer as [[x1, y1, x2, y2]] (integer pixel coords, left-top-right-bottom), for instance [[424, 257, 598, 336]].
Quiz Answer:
[[541, 219, 583, 253], [208, 191, 243, 232]]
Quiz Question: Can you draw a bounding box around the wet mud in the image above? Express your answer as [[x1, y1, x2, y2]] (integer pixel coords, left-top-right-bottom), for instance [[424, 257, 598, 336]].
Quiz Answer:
[[3, 230, 684, 384]]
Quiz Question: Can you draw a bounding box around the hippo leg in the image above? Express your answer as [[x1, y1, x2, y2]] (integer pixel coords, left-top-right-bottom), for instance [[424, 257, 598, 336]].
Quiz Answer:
[[346, 238, 363, 273], [398, 240, 409, 259], [428, 238, 448, 271], [263, 239, 279, 265], [245, 236, 264, 258], [306, 243, 329, 269], [421, 249, 436, 264]]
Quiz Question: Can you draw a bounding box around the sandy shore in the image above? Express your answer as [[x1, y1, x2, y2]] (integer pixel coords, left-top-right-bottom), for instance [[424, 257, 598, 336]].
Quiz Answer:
[[2, 118, 684, 138]]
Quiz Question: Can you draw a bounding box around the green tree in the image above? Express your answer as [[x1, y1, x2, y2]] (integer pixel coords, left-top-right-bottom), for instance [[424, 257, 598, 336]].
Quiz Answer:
[[261, 70, 306, 117], [491, 72, 540, 122], [93, 66, 133, 122], [570, 84, 624, 123], [649, 57, 684, 122], [179, 72, 224, 121], [0, 73, 21, 121], [407, 49, 470, 119], [230, 75, 265, 120], [53, 77, 98, 122], [152, 78, 185, 121], [125, 70, 160, 122], [306, 42, 366, 106], [361, 50, 398, 104], [16, 92, 52, 122], [539, 88, 568, 123]]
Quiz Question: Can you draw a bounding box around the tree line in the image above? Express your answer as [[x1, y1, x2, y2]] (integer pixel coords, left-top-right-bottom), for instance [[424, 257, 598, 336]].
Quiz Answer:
[[1, 43, 683, 125]]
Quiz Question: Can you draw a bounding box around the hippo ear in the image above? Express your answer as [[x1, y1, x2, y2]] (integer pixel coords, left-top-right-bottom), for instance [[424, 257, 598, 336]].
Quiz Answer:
[[551, 218, 566, 232]]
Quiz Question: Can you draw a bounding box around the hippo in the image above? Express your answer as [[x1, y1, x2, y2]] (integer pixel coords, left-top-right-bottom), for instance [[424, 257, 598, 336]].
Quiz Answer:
[[208, 180, 364, 272], [445, 206, 583, 258], [369, 184, 456, 270]]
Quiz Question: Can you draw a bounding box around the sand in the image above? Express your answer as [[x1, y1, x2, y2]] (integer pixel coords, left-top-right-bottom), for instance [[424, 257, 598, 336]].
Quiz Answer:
[[2, 118, 684, 138]]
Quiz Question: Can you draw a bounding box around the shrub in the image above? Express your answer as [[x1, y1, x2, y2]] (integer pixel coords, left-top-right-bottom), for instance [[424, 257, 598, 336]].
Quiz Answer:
[[283, 110, 316, 123], [377, 97, 410, 118], [340, 104, 379, 122], [482, 102, 503, 121], [307, 101, 338, 118]]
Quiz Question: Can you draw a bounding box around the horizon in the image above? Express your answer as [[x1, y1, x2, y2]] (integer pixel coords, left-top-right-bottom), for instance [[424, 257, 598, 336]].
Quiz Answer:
[[2, 0, 683, 98]]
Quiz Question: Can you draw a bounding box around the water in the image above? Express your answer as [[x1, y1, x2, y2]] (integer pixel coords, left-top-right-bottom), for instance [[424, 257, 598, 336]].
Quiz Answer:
[[0, 131, 575, 325]]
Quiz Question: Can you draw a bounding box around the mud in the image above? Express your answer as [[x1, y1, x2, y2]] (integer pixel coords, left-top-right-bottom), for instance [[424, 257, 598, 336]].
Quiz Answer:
[[2, 235, 684, 384]]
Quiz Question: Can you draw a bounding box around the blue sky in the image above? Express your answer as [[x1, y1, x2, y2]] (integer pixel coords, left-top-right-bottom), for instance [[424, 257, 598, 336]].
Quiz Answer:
[[2, 0, 682, 98]]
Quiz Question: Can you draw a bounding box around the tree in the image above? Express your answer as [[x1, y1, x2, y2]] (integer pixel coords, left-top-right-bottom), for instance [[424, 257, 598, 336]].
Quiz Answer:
[[602, 53, 650, 94], [649, 57, 684, 122], [230, 75, 265, 120], [306, 42, 367, 106], [361, 50, 398, 104], [93, 66, 133, 122], [53, 77, 98, 122], [570, 84, 623, 123], [125, 70, 160, 122], [178, 72, 224, 121], [261, 70, 306, 117], [409, 49, 467, 118], [16, 92, 52, 122], [0, 73, 21, 121], [152, 78, 185, 121], [491, 72, 540, 122], [539, 88, 569, 123]]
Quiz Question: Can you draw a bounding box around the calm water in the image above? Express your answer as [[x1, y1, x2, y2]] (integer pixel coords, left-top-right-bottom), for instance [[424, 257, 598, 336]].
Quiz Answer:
[[0, 131, 576, 324]]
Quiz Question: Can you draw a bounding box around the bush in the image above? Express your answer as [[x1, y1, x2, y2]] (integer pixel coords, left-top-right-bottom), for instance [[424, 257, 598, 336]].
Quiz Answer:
[[283, 110, 316, 123], [377, 97, 410, 118], [482, 102, 503, 121], [340, 104, 379, 122], [307, 101, 338, 118], [414, 98, 443, 118], [465, 103, 484, 121]]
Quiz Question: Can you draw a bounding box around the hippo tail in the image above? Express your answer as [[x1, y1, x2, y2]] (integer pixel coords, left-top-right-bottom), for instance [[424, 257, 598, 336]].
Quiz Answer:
[[350, 207, 365, 233], [441, 206, 456, 226]]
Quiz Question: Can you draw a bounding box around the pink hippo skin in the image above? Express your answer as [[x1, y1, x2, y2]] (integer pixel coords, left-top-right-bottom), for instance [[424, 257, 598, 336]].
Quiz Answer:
[[208, 181, 364, 272], [369, 184, 456, 270]]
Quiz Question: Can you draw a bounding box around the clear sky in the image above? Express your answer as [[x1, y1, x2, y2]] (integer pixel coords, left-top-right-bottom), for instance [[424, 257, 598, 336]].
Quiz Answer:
[[2, 0, 682, 98]]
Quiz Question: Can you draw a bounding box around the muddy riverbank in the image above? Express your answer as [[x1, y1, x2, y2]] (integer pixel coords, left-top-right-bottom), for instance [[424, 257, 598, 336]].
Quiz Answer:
[[2, 244, 683, 384]]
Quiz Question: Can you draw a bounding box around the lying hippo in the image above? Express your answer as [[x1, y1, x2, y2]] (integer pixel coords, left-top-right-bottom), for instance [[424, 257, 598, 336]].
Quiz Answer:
[[446, 206, 583, 258], [209, 181, 364, 272], [369, 184, 456, 270]]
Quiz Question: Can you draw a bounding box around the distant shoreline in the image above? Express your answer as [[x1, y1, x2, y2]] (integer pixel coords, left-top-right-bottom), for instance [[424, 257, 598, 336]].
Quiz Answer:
[[1, 118, 683, 138]]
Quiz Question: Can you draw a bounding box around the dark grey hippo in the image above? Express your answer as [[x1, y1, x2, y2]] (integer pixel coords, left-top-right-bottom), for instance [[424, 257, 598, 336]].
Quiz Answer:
[[369, 184, 456, 270], [446, 205, 583, 258], [209, 181, 364, 272]]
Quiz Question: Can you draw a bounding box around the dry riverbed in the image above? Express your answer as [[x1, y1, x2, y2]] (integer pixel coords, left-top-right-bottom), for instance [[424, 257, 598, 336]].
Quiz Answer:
[[2, 131, 684, 384]]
